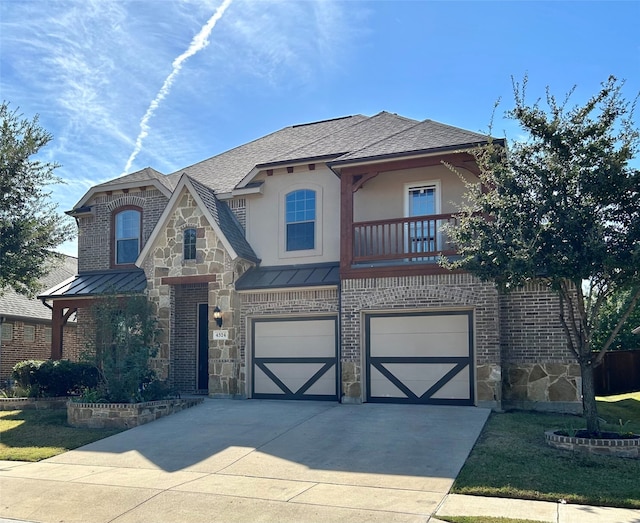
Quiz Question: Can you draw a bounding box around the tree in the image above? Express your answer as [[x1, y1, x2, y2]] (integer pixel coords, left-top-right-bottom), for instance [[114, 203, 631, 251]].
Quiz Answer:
[[444, 76, 640, 434], [83, 293, 161, 403], [591, 288, 640, 352], [0, 101, 75, 297]]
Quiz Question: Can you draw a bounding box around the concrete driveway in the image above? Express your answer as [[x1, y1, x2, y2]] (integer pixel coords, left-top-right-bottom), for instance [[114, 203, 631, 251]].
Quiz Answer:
[[0, 399, 489, 522]]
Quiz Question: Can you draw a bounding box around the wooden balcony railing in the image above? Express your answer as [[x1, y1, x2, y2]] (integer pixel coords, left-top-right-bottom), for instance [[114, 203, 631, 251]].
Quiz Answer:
[[351, 213, 459, 264]]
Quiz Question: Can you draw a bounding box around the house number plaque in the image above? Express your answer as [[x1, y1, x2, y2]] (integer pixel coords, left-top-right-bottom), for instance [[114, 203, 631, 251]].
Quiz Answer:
[[213, 330, 229, 340]]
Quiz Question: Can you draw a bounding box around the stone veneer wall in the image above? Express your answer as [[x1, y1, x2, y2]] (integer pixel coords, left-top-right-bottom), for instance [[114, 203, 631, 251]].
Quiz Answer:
[[341, 273, 502, 408], [500, 283, 581, 413], [77, 189, 168, 272], [143, 189, 253, 394], [239, 288, 339, 398]]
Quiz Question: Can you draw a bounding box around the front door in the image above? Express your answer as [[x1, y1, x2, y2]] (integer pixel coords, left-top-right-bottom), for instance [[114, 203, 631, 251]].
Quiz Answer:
[[197, 303, 209, 391]]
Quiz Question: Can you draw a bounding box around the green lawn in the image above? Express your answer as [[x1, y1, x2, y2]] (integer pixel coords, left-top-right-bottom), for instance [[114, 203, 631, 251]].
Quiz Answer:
[[452, 392, 640, 509], [0, 409, 123, 461]]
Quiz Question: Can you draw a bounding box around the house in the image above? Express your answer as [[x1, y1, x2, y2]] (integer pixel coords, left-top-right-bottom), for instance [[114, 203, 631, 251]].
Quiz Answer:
[[40, 112, 581, 411], [1, 254, 80, 384]]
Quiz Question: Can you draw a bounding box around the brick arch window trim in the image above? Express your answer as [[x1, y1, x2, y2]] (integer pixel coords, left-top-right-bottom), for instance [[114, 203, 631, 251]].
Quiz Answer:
[[111, 205, 143, 267], [106, 195, 146, 213]]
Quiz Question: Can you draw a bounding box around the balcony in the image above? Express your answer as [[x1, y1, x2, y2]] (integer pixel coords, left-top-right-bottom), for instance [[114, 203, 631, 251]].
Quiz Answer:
[[342, 213, 459, 276]]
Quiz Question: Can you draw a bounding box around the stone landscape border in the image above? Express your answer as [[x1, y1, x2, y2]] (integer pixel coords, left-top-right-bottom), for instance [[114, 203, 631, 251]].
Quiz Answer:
[[545, 430, 640, 459], [68, 397, 204, 429]]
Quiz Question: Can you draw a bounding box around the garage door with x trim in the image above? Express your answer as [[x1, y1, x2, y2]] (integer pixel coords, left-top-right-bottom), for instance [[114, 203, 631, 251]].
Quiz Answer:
[[252, 316, 339, 401], [366, 311, 474, 405]]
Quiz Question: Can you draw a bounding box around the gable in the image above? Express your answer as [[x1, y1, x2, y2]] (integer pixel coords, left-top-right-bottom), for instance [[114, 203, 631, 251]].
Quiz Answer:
[[137, 176, 258, 272]]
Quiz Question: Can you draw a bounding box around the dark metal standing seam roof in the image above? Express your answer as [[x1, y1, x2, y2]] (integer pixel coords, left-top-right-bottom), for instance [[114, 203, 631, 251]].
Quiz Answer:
[[38, 269, 147, 299], [235, 263, 340, 291]]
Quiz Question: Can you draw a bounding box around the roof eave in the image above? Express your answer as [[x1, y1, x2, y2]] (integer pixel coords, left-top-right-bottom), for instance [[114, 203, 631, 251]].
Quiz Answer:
[[328, 141, 498, 170]]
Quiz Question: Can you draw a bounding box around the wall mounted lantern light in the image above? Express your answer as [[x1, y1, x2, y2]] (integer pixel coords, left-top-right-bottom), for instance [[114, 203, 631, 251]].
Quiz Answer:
[[213, 306, 223, 328]]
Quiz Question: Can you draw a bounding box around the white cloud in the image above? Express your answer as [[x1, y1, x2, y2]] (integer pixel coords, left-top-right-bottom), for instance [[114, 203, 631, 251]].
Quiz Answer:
[[122, 0, 234, 175]]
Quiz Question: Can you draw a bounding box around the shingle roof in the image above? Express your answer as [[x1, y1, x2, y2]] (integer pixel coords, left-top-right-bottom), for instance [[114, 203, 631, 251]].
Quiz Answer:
[[259, 112, 418, 166], [79, 113, 491, 202], [92, 167, 175, 191], [188, 177, 259, 263], [236, 263, 339, 290], [0, 255, 77, 321], [331, 119, 490, 165], [39, 269, 147, 299], [165, 115, 368, 193]]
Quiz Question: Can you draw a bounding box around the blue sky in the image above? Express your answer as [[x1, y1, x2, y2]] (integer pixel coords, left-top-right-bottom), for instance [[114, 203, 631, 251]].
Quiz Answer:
[[1, 0, 638, 257]]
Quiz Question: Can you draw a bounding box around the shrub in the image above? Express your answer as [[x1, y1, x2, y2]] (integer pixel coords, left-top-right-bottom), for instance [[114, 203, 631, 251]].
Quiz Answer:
[[82, 293, 161, 403], [11, 360, 98, 397]]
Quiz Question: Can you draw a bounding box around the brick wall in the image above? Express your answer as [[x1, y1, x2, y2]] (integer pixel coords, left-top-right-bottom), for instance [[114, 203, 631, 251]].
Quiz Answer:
[[78, 189, 168, 272], [341, 273, 501, 405], [499, 283, 581, 412], [239, 288, 339, 396], [226, 198, 246, 230], [499, 283, 574, 364], [172, 284, 208, 392], [1, 320, 79, 382]]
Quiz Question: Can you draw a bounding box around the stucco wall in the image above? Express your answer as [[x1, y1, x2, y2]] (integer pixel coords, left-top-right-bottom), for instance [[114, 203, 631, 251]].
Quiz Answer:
[[245, 166, 341, 266], [353, 164, 477, 222]]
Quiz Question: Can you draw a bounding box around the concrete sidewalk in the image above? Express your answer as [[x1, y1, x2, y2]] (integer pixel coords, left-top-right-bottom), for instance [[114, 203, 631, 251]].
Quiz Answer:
[[0, 399, 638, 522], [435, 494, 640, 522]]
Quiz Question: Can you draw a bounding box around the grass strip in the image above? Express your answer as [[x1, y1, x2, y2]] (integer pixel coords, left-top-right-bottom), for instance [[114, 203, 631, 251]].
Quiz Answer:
[[452, 393, 640, 509], [0, 409, 123, 461]]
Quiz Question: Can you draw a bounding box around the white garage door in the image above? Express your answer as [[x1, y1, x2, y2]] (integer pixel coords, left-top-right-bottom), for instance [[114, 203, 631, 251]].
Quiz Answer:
[[252, 317, 338, 401], [366, 311, 474, 405]]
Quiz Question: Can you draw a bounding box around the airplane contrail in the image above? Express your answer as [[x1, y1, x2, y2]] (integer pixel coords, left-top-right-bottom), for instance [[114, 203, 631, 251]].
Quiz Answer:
[[121, 0, 233, 176]]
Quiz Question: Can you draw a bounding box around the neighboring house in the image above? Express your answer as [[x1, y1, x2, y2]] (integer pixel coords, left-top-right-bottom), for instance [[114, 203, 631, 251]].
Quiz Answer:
[[1, 255, 80, 383], [40, 112, 580, 411]]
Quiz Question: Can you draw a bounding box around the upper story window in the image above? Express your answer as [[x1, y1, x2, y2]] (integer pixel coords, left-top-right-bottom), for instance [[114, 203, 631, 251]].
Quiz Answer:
[[285, 189, 316, 251], [184, 228, 197, 260], [114, 207, 141, 265]]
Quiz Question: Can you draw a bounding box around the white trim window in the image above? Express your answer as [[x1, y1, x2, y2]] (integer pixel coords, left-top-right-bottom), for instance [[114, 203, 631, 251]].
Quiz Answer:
[[115, 209, 141, 264], [285, 189, 316, 251], [404, 181, 441, 255]]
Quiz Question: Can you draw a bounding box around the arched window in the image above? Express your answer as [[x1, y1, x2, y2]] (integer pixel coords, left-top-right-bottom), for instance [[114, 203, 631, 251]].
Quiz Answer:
[[285, 189, 315, 251], [184, 228, 197, 260], [114, 208, 141, 265]]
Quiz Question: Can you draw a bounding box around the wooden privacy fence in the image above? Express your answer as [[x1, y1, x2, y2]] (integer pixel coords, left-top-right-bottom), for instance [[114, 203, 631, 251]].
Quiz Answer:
[[594, 350, 640, 396]]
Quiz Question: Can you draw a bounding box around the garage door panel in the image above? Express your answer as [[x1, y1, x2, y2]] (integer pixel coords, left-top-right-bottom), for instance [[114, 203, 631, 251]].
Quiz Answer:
[[255, 335, 335, 357], [255, 320, 335, 357], [370, 315, 467, 335], [369, 366, 408, 398], [366, 312, 473, 406], [370, 333, 469, 357], [252, 317, 338, 401], [431, 373, 470, 399], [254, 366, 287, 395]]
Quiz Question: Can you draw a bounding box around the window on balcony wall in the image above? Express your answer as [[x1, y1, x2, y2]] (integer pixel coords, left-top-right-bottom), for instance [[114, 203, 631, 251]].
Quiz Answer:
[[285, 189, 316, 251], [405, 181, 441, 255], [184, 228, 197, 260], [113, 207, 142, 265]]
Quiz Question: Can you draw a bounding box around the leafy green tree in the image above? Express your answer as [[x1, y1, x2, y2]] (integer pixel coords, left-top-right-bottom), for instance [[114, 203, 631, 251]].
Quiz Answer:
[[83, 293, 160, 403], [0, 102, 75, 296], [591, 288, 640, 352], [444, 76, 640, 434]]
